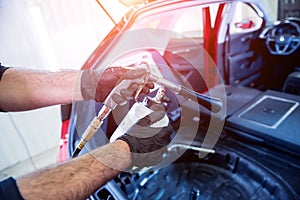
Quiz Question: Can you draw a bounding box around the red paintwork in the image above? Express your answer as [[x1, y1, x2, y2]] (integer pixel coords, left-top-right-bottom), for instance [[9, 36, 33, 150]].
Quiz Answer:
[[58, 119, 70, 162]]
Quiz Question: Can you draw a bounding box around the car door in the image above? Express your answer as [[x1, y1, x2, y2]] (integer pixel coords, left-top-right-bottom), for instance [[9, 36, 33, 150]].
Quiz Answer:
[[217, 1, 265, 87]]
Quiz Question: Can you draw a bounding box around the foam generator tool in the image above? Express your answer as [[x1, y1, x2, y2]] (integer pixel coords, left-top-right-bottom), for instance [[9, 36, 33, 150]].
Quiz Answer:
[[148, 73, 223, 113], [71, 63, 223, 158], [71, 66, 149, 158]]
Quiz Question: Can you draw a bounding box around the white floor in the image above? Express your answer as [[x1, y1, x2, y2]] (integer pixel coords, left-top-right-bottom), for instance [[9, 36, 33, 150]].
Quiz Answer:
[[0, 146, 59, 181]]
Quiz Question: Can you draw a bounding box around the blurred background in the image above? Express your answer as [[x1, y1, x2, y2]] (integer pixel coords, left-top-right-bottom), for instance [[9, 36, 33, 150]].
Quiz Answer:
[[0, 0, 129, 179], [0, 0, 278, 179]]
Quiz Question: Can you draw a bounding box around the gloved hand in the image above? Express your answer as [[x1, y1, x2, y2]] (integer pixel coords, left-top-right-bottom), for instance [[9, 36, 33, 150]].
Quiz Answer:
[[81, 67, 154, 104], [117, 104, 173, 168]]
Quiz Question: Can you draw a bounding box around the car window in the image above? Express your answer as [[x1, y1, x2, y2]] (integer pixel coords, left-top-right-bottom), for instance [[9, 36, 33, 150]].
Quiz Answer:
[[98, 2, 225, 70], [173, 6, 204, 38], [132, 2, 226, 37], [230, 2, 263, 34]]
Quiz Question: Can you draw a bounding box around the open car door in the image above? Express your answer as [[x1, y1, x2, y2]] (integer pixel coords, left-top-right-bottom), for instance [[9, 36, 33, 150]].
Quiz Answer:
[[216, 1, 265, 87]]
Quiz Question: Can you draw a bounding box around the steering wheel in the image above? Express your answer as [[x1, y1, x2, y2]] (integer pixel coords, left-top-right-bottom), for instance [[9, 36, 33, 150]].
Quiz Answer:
[[260, 19, 300, 55]]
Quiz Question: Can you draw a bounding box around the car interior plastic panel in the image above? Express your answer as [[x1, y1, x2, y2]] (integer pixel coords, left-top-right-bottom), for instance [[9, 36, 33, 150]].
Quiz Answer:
[[226, 90, 300, 155]]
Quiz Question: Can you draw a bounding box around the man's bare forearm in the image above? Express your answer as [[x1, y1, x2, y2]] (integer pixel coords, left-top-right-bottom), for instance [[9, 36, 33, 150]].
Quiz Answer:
[[17, 140, 131, 200], [0, 68, 83, 111]]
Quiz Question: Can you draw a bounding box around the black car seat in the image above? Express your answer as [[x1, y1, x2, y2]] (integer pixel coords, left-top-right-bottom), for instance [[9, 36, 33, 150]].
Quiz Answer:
[[283, 67, 300, 95]]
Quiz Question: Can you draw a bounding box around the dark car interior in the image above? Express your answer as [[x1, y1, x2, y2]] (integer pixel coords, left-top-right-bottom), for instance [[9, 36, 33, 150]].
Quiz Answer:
[[67, 1, 300, 199], [259, 17, 300, 92]]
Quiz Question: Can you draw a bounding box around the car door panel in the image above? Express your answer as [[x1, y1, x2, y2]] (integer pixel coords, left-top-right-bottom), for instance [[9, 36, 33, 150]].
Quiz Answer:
[[218, 2, 265, 86], [227, 31, 264, 86]]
